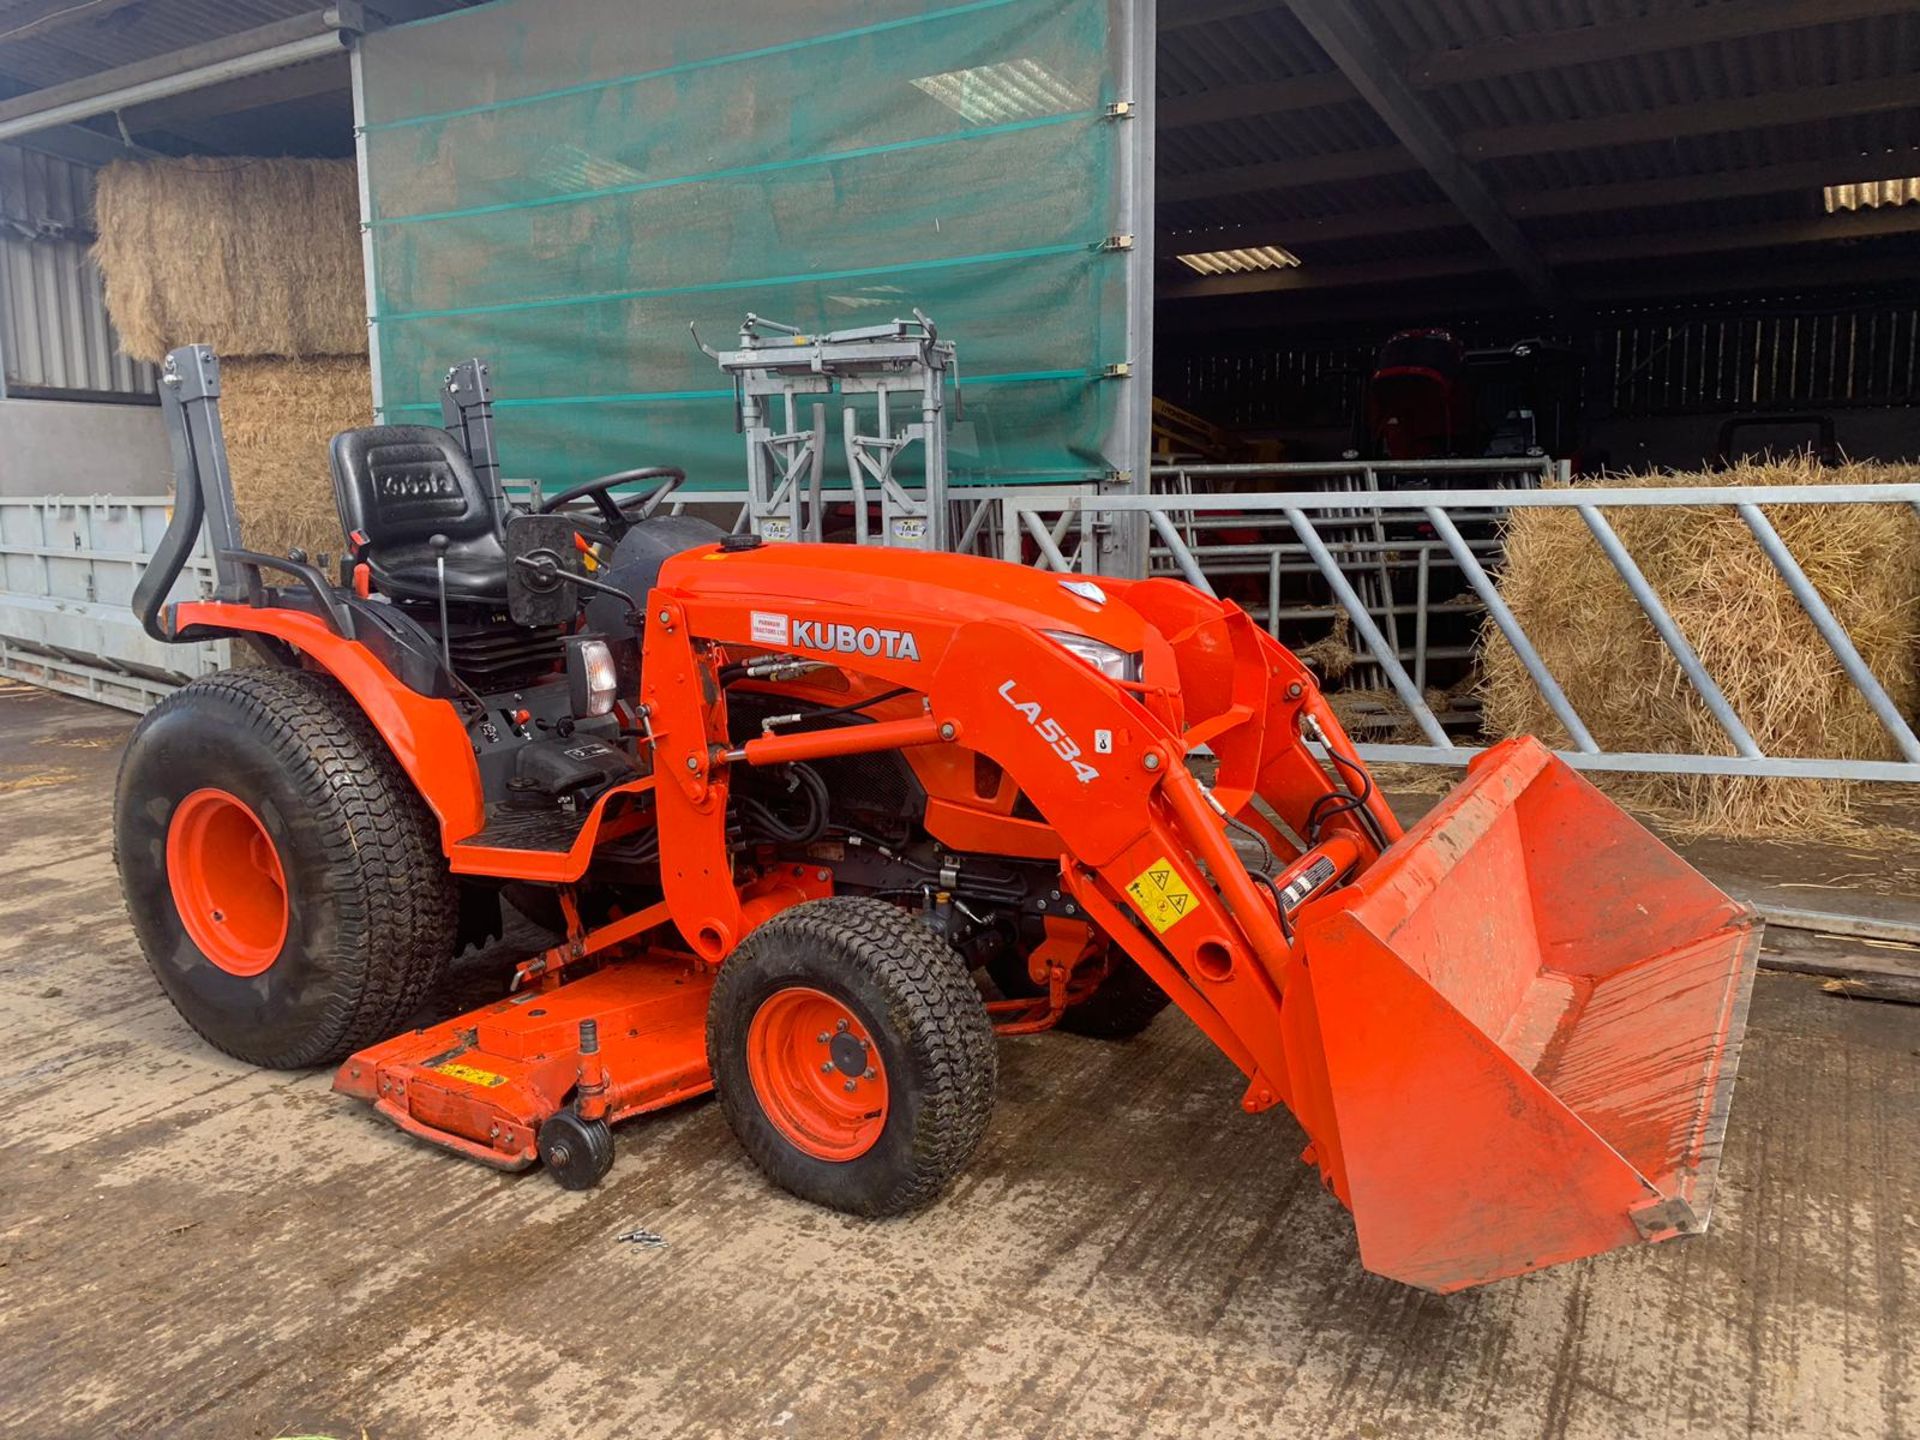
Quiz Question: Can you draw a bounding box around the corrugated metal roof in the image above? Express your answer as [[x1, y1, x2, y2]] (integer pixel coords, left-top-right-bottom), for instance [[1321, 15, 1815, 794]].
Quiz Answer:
[[0, 0, 324, 90], [0, 143, 154, 395], [1160, 98, 1399, 178], [0, 2, 478, 158], [1158, 0, 1920, 303], [1357, 0, 1742, 55], [1418, 11, 1920, 135], [1485, 111, 1920, 202], [0, 0, 1911, 310], [1159, 5, 1333, 100]]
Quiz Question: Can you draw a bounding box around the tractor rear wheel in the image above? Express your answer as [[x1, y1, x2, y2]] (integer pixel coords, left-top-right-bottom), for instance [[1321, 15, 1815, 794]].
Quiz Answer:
[[986, 949, 1170, 1040], [114, 667, 456, 1069], [1057, 954, 1170, 1039], [708, 898, 997, 1216]]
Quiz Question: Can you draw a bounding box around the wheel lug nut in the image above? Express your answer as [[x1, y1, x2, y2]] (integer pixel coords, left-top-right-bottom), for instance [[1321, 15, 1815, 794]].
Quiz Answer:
[[862, 1067, 876, 1080], [835, 1018, 849, 1033], [817, 1031, 830, 1043], [820, 1061, 834, 1073], [843, 1079, 858, 1093]]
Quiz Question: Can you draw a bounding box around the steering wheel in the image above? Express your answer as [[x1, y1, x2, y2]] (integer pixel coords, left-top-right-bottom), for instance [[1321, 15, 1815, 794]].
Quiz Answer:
[[536, 466, 686, 542]]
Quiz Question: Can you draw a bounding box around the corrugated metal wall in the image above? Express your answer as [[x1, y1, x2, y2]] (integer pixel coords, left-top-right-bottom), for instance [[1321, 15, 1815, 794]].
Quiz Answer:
[[0, 145, 156, 399], [1160, 297, 1920, 431], [1159, 340, 1374, 430], [1605, 303, 1920, 416]]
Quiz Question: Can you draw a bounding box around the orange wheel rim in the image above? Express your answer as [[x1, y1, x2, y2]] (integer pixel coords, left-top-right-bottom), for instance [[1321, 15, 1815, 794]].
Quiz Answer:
[[165, 787, 288, 977], [745, 986, 889, 1161]]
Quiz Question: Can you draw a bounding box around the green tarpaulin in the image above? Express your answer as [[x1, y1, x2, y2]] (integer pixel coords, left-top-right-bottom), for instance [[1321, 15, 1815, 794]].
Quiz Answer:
[[358, 0, 1142, 494]]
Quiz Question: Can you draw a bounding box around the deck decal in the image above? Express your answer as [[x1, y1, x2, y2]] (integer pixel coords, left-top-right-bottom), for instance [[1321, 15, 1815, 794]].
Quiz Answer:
[[436, 1061, 509, 1088]]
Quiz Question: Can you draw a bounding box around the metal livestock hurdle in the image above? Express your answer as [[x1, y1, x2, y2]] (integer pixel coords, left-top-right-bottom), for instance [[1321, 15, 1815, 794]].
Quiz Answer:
[[0, 495, 232, 713], [998, 480, 1920, 782], [1143, 459, 1560, 692], [17, 478, 1918, 787]]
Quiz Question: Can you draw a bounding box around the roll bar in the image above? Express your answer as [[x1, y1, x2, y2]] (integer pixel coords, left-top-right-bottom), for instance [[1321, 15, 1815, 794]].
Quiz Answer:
[[135, 345, 247, 642], [138, 343, 494, 646]]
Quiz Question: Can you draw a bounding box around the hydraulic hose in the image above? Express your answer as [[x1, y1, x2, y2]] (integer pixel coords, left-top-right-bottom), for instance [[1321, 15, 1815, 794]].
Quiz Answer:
[[735, 762, 830, 845]]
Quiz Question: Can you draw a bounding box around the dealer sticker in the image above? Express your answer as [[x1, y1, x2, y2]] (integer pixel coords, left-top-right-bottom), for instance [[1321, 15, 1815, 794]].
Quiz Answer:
[[750, 610, 789, 646], [1126, 856, 1196, 934], [436, 1061, 508, 1089]]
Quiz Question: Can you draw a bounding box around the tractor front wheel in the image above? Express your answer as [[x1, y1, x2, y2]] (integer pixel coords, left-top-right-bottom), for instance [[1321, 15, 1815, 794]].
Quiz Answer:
[[114, 667, 456, 1069], [708, 898, 997, 1216]]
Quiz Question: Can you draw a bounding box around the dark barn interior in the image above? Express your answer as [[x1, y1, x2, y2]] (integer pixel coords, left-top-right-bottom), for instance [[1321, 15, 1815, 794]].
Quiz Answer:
[[1153, 1, 1920, 472]]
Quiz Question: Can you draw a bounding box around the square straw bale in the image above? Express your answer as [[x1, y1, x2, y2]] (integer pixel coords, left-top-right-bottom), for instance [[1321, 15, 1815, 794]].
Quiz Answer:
[[1480, 457, 1920, 835]]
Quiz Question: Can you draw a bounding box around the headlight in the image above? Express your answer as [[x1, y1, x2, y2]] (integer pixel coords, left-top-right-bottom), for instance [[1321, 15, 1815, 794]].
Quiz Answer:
[[1044, 630, 1143, 683], [566, 636, 620, 717]]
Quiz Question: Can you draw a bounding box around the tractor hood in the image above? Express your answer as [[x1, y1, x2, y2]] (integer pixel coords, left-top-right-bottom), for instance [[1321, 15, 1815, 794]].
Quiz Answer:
[[656, 542, 1173, 684]]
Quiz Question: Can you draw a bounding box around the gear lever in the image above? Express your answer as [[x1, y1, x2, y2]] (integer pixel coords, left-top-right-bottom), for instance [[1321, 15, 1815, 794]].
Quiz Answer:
[[429, 533, 453, 677]]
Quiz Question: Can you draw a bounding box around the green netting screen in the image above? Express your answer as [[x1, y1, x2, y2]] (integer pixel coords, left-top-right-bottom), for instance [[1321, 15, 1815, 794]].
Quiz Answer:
[[358, 0, 1138, 492]]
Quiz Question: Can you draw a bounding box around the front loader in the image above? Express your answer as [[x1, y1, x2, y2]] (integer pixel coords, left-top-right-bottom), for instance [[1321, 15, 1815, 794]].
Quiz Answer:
[[115, 345, 1759, 1292]]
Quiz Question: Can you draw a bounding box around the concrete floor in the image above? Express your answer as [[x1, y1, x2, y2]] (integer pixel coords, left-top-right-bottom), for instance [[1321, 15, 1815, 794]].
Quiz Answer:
[[1, 679, 1915, 1440]]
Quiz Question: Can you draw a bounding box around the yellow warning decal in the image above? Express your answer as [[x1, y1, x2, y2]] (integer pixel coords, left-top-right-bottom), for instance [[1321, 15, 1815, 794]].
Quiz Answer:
[[1126, 856, 1197, 934], [436, 1061, 508, 1089]]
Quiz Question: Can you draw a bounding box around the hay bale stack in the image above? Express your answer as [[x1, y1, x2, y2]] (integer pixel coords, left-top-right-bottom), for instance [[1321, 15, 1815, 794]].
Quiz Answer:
[[91, 157, 368, 563], [1482, 456, 1920, 835], [218, 357, 369, 563], [91, 157, 364, 364]]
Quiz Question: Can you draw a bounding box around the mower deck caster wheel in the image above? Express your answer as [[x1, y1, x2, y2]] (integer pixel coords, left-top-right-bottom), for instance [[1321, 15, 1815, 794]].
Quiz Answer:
[[538, 1110, 614, 1190]]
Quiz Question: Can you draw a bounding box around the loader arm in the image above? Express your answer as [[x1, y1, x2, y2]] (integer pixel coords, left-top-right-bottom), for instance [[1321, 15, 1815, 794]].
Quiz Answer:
[[649, 541, 1759, 1292], [645, 547, 1382, 1059]]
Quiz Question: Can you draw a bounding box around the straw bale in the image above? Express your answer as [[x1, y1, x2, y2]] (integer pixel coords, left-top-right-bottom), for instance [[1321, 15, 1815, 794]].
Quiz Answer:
[[91, 157, 364, 363], [1481, 456, 1920, 836], [218, 357, 369, 565], [1297, 611, 1355, 683]]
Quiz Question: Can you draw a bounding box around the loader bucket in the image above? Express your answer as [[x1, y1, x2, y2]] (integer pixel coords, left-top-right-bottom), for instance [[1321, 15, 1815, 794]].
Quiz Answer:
[[1287, 738, 1760, 1292]]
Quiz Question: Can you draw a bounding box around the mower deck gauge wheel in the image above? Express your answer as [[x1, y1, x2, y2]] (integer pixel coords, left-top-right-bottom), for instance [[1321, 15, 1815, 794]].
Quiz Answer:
[[537, 1108, 616, 1190]]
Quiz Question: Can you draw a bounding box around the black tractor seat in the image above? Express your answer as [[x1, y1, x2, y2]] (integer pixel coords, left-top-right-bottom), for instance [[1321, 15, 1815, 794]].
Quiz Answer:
[[330, 425, 509, 605]]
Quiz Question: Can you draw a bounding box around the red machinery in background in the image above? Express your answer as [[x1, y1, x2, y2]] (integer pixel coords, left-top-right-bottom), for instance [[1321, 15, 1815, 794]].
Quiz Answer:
[[1364, 328, 1585, 463]]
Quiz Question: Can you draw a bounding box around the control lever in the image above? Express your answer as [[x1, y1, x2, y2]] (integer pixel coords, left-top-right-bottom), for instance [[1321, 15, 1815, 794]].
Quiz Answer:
[[429, 533, 453, 676], [511, 550, 642, 622]]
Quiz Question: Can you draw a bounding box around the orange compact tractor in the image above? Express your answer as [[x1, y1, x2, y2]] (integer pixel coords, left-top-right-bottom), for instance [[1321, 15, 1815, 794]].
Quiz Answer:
[[117, 345, 1759, 1292]]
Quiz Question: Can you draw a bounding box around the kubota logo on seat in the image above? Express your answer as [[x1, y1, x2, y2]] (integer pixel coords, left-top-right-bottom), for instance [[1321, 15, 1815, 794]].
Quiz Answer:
[[792, 619, 921, 662], [376, 473, 458, 499]]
